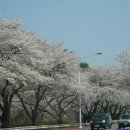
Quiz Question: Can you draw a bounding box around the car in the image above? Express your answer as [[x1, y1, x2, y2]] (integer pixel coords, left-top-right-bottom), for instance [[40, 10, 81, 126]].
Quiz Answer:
[[118, 114, 130, 129], [90, 113, 112, 130]]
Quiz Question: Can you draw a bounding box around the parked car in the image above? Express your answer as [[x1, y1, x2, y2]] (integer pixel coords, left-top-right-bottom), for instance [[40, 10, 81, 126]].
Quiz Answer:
[[118, 113, 130, 129], [90, 113, 112, 130]]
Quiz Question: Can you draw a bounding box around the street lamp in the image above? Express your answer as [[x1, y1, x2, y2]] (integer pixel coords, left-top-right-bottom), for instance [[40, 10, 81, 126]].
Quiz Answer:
[[79, 52, 102, 129]]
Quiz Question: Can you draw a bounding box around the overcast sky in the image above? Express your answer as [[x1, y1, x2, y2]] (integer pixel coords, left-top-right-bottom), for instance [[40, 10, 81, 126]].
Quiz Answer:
[[1, 0, 130, 67]]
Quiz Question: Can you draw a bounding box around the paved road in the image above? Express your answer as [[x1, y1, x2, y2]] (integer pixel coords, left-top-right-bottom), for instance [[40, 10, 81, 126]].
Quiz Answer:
[[54, 124, 119, 130]]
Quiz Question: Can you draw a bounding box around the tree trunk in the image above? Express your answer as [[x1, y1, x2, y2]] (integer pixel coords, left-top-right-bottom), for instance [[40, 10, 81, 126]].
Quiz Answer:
[[32, 112, 38, 126], [1, 105, 11, 128], [57, 116, 63, 124], [32, 118, 37, 126], [57, 119, 63, 124], [0, 80, 23, 128]]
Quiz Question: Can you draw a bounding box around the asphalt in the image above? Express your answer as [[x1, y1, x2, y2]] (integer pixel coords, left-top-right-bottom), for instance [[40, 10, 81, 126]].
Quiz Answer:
[[51, 126, 89, 130]]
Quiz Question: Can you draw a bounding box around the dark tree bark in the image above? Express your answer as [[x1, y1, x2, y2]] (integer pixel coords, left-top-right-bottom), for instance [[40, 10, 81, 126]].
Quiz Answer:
[[0, 80, 23, 128], [17, 84, 48, 126], [45, 88, 77, 124], [1, 97, 11, 128]]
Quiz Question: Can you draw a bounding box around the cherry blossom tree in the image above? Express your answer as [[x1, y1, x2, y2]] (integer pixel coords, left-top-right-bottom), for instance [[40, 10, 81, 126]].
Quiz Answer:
[[116, 49, 130, 90], [44, 79, 78, 124], [0, 17, 79, 127], [16, 45, 79, 125], [0, 18, 67, 127], [76, 66, 130, 122]]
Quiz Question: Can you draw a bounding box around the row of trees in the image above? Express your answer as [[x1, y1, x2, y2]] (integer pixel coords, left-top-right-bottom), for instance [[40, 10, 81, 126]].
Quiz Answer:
[[80, 67, 130, 122], [0, 18, 79, 127], [0, 18, 130, 128]]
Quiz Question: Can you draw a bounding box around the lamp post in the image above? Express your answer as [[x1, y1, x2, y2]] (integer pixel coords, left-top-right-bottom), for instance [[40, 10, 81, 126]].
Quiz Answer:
[[79, 52, 102, 129]]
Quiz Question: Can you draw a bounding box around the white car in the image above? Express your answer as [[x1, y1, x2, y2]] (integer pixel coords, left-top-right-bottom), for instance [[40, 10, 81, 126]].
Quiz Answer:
[[118, 114, 130, 129]]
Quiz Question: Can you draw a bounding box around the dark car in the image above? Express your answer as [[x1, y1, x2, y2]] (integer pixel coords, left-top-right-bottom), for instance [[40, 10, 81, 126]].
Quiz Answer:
[[90, 113, 112, 130], [118, 114, 130, 129]]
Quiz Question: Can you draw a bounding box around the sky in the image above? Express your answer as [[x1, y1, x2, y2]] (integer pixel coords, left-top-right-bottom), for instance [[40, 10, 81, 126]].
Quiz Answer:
[[0, 0, 130, 67]]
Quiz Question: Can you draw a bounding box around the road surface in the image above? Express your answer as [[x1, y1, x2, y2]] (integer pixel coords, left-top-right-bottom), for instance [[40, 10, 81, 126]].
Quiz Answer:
[[54, 124, 119, 130]]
